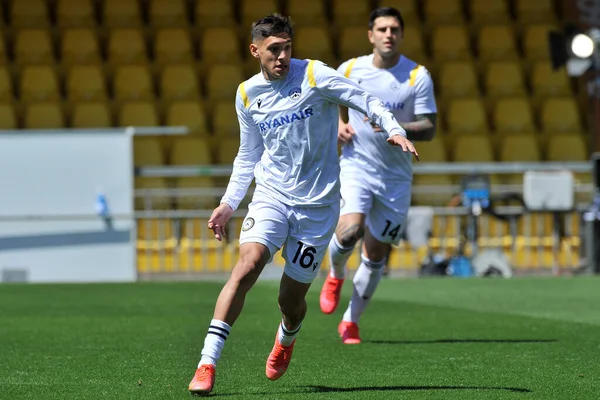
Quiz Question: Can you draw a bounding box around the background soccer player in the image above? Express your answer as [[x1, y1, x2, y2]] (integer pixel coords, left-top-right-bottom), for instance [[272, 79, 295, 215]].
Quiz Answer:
[[319, 7, 437, 344], [188, 14, 417, 395]]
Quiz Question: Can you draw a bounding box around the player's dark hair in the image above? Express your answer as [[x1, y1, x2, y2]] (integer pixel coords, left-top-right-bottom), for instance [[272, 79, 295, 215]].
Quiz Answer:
[[251, 13, 294, 42], [368, 7, 404, 31]]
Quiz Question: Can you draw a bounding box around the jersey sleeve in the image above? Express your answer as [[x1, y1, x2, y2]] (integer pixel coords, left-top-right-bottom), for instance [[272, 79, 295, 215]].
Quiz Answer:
[[310, 60, 407, 138], [413, 67, 437, 115], [220, 85, 264, 211]]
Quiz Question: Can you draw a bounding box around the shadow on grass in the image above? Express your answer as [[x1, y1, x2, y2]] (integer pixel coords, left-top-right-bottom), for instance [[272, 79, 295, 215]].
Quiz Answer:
[[364, 338, 557, 345], [208, 384, 532, 397]]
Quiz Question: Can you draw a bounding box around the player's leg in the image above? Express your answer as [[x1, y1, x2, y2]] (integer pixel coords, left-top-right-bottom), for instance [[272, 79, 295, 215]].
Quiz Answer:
[[266, 204, 338, 380], [339, 189, 410, 344], [320, 170, 371, 314], [189, 200, 288, 394]]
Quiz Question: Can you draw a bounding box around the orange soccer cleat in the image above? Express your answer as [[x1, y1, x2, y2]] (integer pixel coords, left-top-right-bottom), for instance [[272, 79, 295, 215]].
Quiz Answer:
[[188, 364, 216, 395], [319, 275, 345, 314], [338, 321, 361, 344], [265, 336, 295, 381]]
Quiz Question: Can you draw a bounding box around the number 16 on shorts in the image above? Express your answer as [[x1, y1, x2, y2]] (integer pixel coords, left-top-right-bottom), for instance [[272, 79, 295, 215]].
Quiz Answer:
[[292, 241, 318, 271]]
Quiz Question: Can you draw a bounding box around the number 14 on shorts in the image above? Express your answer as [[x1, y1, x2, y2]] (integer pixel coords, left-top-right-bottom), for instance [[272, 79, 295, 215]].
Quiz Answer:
[[292, 241, 318, 271]]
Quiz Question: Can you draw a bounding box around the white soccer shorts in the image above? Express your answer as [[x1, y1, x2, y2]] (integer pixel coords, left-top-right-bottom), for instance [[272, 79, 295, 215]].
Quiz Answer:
[[339, 165, 411, 245], [239, 194, 339, 283]]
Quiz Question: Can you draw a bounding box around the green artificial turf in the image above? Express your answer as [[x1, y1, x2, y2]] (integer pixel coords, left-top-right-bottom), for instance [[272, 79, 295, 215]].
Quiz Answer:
[[0, 276, 598, 399]]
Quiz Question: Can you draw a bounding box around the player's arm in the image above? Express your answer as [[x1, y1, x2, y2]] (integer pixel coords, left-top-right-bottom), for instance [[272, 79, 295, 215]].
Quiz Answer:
[[403, 66, 438, 142], [312, 61, 407, 139], [220, 90, 263, 212]]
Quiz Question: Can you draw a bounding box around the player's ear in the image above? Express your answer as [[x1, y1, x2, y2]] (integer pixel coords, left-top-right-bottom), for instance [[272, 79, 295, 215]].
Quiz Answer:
[[250, 43, 259, 58], [367, 30, 374, 45]]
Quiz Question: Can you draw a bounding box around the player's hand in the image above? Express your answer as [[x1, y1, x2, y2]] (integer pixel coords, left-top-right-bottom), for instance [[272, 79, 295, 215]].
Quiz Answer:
[[208, 203, 234, 241], [363, 116, 383, 132], [338, 122, 355, 144], [387, 134, 419, 161]]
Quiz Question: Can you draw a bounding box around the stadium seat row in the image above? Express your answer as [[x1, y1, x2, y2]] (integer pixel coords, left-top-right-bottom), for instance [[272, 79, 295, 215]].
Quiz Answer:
[[0, 0, 560, 30], [0, 22, 560, 68]]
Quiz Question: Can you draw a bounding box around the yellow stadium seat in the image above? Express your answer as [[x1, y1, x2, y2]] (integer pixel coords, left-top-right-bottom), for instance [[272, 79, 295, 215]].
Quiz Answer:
[[515, 0, 556, 25], [135, 177, 171, 210], [70, 102, 112, 128], [154, 29, 194, 68], [149, 0, 188, 28], [484, 61, 526, 101], [424, 0, 464, 26], [452, 135, 494, 162], [175, 177, 217, 209], [11, 0, 49, 28], [170, 137, 212, 165], [431, 25, 472, 62], [134, 137, 166, 166], [331, 0, 370, 27], [199, 28, 242, 66], [401, 26, 428, 63], [107, 28, 148, 67], [477, 25, 519, 66], [205, 64, 244, 102], [113, 65, 155, 103], [66, 65, 108, 102], [381, 0, 419, 24], [160, 64, 201, 102], [213, 101, 239, 137], [293, 27, 335, 65], [102, 0, 142, 28], [546, 134, 587, 161], [56, 0, 96, 29], [541, 97, 583, 134], [19, 66, 60, 103], [447, 98, 489, 135], [439, 62, 479, 103], [194, 0, 235, 29], [165, 101, 209, 137], [14, 29, 54, 66], [493, 98, 536, 134], [240, 0, 280, 28], [0, 67, 13, 101], [470, 0, 510, 26], [523, 24, 556, 63], [338, 26, 373, 63], [415, 135, 447, 162], [60, 29, 102, 66], [118, 101, 160, 127], [411, 174, 454, 206], [500, 134, 541, 162], [217, 137, 241, 165], [531, 61, 572, 98], [24, 102, 65, 129], [286, 0, 327, 26], [0, 103, 17, 129]]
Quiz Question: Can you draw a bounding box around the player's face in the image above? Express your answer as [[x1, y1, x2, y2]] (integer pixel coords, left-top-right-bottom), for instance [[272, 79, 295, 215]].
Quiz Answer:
[[368, 16, 403, 57], [250, 35, 292, 80]]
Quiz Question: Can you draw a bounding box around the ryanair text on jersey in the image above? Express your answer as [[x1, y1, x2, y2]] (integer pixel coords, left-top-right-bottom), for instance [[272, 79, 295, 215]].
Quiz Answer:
[[258, 107, 314, 132], [384, 101, 404, 110]]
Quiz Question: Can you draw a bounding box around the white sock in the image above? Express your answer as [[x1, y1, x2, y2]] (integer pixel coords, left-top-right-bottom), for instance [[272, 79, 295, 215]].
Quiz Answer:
[[328, 234, 355, 279], [342, 254, 385, 324], [277, 319, 301, 346], [198, 319, 231, 367]]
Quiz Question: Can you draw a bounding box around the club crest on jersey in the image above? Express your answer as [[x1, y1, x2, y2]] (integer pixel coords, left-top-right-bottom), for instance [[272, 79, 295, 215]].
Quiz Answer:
[[258, 107, 314, 132], [288, 86, 302, 101], [242, 217, 255, 231]]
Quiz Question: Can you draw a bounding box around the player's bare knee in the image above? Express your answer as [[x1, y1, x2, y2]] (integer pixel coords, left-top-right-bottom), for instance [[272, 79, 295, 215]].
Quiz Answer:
[[229, 251, 267, 291], [338, 226, 364, 248], [278, 293, 305, 318]]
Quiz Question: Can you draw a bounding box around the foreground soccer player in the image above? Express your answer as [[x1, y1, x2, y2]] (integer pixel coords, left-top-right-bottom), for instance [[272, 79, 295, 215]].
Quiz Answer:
[[188, 14, 417, 395], [319, 7, 437, 344]]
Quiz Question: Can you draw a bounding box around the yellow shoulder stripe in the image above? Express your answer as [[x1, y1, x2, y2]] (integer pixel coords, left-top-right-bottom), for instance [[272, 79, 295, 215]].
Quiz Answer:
[[307, 60, 317, 87], [409, 65, 422, 86], [239, 82, 250, 108], [344, 58, 357, 78]]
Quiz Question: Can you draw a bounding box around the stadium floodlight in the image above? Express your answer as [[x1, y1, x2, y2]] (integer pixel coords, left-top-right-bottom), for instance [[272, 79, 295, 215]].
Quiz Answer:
[[549, 26, 600, 76], [571, 33, 595, 58]]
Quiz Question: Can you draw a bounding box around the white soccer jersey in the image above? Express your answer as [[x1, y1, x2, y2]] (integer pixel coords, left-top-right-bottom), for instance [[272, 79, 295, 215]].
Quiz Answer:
[[221, 58, 407, 210], [338, 54, 437, 181]]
